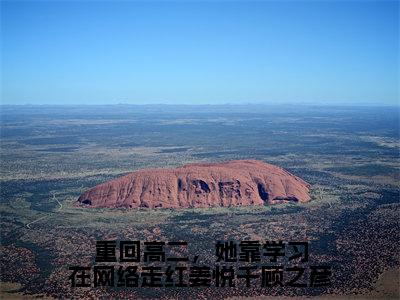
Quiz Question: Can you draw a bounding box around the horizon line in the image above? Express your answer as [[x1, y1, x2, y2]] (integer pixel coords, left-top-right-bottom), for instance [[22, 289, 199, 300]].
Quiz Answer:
[[0, 102, 399, 108]]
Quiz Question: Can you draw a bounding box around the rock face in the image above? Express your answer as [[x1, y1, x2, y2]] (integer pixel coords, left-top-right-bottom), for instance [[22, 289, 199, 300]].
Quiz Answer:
[[77, 160, 311, 209]]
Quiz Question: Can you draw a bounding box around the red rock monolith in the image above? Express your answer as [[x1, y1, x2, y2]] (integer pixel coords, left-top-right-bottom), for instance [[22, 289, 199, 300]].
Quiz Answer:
[[77, 160, 311, 209]]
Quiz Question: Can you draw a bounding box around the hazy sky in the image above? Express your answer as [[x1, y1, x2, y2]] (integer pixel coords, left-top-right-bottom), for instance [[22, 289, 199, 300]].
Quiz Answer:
[[1, 1, 399, 105]]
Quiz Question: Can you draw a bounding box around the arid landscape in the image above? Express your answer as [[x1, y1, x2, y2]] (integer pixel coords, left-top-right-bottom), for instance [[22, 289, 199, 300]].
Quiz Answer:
[[0, 104, 399, 299]]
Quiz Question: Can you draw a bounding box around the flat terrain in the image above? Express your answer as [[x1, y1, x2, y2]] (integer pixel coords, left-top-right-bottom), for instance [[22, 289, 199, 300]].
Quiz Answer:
[[0, 105, 399, 299]]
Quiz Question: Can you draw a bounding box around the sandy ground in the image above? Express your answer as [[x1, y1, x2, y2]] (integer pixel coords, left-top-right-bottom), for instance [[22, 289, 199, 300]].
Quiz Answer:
[[1, 268, 398, 299]]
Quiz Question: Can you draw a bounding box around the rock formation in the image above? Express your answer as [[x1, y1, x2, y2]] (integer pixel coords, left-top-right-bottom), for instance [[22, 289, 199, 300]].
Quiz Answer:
[[77, 160, 311, 209]]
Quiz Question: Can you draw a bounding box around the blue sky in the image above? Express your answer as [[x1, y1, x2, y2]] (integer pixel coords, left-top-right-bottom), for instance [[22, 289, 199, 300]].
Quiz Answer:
[[1, 1, 399, 105]]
